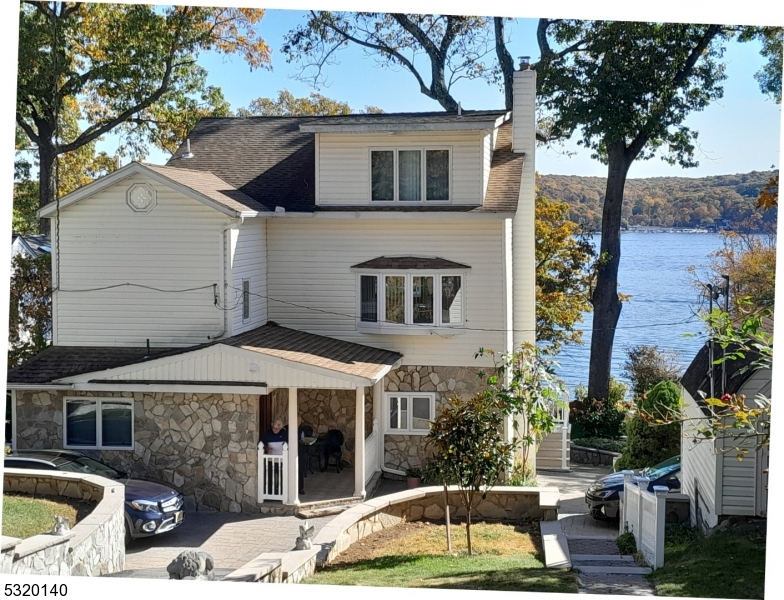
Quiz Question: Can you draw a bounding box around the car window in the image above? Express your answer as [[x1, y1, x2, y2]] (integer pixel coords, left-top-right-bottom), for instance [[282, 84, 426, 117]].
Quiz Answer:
[[57, 457, 123, 480], [645, 463, 680, 482], [4, 459, 55, 470], [641, 455, 680, 476]]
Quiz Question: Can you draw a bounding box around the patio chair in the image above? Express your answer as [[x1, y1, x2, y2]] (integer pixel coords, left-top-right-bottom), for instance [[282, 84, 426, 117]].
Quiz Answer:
[[321, 429, 344, 474]]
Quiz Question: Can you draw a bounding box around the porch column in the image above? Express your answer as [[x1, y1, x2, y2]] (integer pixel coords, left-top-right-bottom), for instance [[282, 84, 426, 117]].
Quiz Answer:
[[373, 379, 383, 471], [354, 387, 366, 499], [288, 387, 299, 505]]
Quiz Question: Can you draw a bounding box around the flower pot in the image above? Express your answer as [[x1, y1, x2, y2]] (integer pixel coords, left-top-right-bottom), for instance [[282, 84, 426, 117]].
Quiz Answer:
[[407, 477, 421, 489]]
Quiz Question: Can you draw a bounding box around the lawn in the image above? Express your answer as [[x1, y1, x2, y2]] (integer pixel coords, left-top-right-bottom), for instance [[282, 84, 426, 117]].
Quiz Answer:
[[304, 520, 578, 593], [648, 525, 766, 599], [2, 493, 94, 539]]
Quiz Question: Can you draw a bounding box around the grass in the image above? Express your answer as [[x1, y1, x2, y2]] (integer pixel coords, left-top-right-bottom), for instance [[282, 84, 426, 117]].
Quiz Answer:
[[648, 526, 766, 599], [304, 521, 579, 593], [2, 493, 93, 539]]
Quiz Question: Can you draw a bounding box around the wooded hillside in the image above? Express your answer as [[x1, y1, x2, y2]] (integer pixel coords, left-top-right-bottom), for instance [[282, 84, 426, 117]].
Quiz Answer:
[[538, 170, 778, 231]]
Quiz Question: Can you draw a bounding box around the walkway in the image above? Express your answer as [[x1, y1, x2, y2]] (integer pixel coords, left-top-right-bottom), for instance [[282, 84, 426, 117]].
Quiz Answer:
[[538, 465, 655, 595]]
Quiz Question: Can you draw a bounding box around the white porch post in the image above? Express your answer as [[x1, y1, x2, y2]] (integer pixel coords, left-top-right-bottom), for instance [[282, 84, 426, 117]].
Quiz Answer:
[[355, 387, 366, 499], [288, 387, 299, 505], [373, 379, 383, 470]]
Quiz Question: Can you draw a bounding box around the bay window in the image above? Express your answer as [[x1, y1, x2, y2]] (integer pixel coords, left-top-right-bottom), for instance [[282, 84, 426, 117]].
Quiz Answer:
[[358, 272, 465, 329], [370, 148, 451, 202]]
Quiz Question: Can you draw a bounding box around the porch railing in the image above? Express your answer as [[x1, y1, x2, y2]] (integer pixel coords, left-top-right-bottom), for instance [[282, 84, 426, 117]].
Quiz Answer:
[[258, 442, 288, 503], [365, 419, 379, 485], [619, 472, 668, 569]]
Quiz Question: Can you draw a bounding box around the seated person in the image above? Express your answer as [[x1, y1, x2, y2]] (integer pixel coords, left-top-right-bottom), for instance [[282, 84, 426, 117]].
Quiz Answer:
[[261, 418, 287, 455]]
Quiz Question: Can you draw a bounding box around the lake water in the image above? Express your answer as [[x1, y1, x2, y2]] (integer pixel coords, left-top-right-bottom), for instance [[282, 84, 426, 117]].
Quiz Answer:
[[553, 231, 729, 395]]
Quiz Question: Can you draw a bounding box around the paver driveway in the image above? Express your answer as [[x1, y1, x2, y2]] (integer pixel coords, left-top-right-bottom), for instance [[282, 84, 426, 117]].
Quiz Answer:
[[123, 511, 335, 572], [537, 465, 619, 538]]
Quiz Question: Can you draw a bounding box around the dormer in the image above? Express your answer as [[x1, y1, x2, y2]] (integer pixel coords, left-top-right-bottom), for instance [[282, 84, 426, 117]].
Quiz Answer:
[[300, 111, 511, 208]]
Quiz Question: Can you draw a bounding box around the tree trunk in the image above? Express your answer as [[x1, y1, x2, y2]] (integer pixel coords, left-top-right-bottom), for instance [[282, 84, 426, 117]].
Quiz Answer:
[[443, 483, 452, 552], [37, 141, 57, 235], [466, 508, 472, 556], [494, 17, 515, 111], [587, 141, 632, 401]]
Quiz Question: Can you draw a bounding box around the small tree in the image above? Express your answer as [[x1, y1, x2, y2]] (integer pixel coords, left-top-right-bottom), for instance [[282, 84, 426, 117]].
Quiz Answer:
[[623, 345, 681, 401], [476, 343, 566, 479], [615, 380, 682, 470], [570, 378, 628, 440], [426, 393, 514, 556]]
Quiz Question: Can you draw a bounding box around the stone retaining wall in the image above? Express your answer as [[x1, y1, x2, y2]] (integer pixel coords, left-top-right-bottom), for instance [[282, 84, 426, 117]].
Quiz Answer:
[[2, 469, 125, 576], [312, 485, 559, 566], [569, 443, 621, 467]]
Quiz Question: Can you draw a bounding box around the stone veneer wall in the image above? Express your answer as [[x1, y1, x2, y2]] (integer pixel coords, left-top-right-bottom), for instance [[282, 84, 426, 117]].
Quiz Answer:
[[269, 388, 374, 467], [2, 469, 125, 576], [14, 390, 259, 512], [383, 366, 485, 472]]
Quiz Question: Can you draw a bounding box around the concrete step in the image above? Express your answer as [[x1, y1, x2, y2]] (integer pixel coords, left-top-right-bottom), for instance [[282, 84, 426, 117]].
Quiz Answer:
[[574, 565, 652, 575], [571, 554, 635, 563], [294, 496, 362, 519]]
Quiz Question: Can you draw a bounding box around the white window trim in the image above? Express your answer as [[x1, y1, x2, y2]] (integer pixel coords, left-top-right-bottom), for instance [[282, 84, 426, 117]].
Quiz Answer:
[[242, 278, 251, 323], [355, 270, 467, 334], [63, 396, 135, 451], [369, 147, 452, 203], [384, 392, 436, 435]]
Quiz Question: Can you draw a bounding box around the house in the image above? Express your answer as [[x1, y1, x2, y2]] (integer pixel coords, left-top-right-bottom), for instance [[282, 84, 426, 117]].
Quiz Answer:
[[679, 324, 772, 531], [7, 65, 540, 513], [12, 233, 51, 259]]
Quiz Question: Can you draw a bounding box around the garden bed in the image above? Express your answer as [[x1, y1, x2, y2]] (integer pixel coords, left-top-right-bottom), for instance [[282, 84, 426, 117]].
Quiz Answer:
[[2, 493, 95, 540], [304, 520, 578, 593]]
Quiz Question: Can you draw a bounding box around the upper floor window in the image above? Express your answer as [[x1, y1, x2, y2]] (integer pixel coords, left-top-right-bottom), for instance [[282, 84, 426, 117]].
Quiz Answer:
[[370, 148, 450, 202]]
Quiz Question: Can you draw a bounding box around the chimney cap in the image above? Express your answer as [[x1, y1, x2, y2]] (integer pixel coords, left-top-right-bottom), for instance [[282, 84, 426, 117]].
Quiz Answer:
[[518, 56, 531, 70]]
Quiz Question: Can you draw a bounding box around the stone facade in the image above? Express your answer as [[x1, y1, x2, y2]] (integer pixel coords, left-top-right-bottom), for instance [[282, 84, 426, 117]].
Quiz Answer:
[[3, 470, 125, 576], [14, 390, 259, 512], [269, 387, 374, 467], [382, 366, 485, 471]]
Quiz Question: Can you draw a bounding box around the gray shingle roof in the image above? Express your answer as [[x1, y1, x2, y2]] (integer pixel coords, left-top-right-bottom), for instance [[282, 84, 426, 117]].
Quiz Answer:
[[166, 112, 521, 214], [8, 324, 402, 385], [351, 257, 471, 270]]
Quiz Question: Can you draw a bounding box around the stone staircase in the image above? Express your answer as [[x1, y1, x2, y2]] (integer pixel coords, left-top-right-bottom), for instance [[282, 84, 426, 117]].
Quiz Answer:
[[566, 536, 654, 596]]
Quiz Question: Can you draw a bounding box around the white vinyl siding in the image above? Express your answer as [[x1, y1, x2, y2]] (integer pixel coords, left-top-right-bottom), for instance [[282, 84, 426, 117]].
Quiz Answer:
[[482, 129, 493, 199], [230, 220, 267, 334], [680, 387, 719, 530], [266, 218, 506, 366], [55, 174, 229, 346], [317, 131, 483, 206]]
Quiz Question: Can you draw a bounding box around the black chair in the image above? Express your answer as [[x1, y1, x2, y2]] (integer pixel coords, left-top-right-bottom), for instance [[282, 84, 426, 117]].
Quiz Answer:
[[321, 429, 344, 473]]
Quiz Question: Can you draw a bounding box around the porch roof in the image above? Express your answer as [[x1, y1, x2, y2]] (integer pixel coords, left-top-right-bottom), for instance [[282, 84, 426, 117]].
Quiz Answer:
[[7, 323, 403, 389]]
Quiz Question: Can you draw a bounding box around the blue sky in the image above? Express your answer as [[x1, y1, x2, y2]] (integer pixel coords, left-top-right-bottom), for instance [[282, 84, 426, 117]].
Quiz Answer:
[[99, 8, 782, 179]]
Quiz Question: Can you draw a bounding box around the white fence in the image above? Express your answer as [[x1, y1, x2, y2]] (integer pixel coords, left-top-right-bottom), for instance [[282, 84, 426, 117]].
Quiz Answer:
[[619, 472, 668, 569], [258, 442, 288, 503], [365, 419, 379, 485]]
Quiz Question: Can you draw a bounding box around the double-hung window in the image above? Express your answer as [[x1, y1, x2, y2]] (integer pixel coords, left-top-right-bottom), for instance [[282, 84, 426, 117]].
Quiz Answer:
[[386, 393, 435, 434], [64, 397, 134, 450], [370, 148, 451, 202], [358, 272, 465, 329]]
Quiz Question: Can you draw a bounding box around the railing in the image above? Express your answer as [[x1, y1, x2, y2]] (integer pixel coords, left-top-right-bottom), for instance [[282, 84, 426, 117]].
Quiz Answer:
[[365, 419, 379, 485], [619, 472, 668, 569], [258, 442, 288, 503]]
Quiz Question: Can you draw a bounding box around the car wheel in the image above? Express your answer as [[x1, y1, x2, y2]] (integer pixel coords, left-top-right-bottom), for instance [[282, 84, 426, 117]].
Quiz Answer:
[[125, 522, 133, 546], [590, 508, 604, 520]]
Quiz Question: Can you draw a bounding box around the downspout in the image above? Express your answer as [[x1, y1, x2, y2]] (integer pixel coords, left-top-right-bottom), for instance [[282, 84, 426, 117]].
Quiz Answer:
[[209, 217, 243, 340]]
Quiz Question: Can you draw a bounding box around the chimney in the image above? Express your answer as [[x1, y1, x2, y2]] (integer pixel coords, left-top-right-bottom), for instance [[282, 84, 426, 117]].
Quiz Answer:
[[511, 57, 537, 352], [512, 58, 536, 154]]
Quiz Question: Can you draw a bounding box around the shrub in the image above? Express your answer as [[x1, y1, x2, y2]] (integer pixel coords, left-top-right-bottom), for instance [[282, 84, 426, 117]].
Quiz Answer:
[[569, 379, 629, 439], [571, 437, 627, 453], [623, 344, 681, 402], [617, 529, 637, 555], [614, 380, 682, 470]]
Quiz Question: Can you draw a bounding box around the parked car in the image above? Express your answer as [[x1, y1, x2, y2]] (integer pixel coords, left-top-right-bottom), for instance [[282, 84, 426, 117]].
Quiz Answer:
[[585, 455, 681, 520], [4, 449, 184, 543]]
